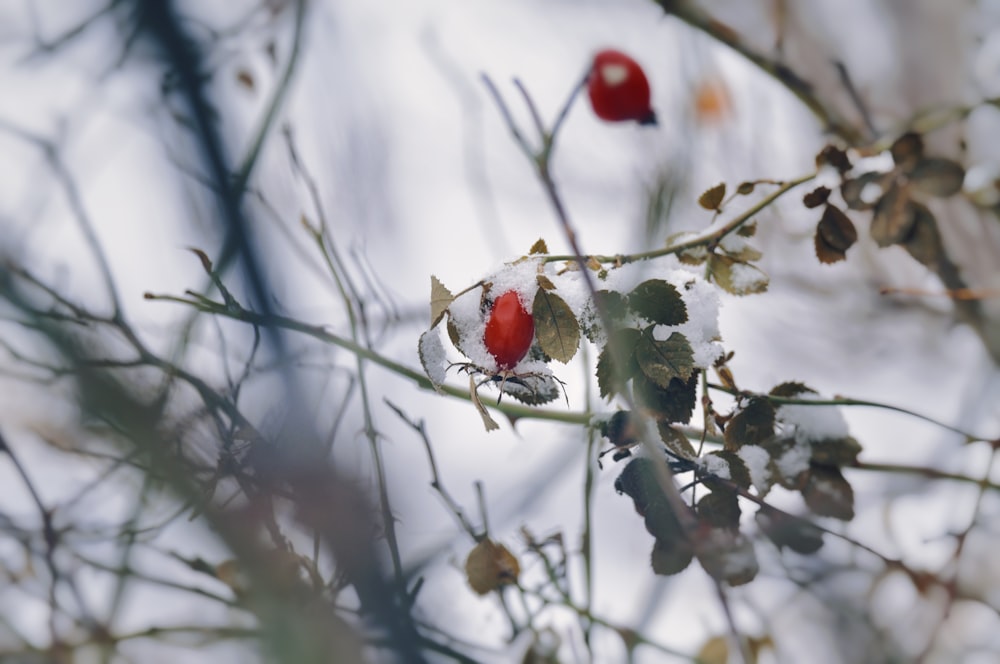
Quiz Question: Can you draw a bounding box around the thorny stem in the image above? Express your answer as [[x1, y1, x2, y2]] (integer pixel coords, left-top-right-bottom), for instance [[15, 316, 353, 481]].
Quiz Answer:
[[286, 130, 407, 596]]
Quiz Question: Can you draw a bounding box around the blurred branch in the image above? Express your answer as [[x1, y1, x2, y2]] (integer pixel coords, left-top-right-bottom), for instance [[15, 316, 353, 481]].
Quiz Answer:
[[653, 0, 867, 145]]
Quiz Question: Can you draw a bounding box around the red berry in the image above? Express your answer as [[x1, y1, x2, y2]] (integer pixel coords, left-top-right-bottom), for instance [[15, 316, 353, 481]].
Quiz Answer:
[[587, 49, 656, 125], [484, 290, 534, 370]]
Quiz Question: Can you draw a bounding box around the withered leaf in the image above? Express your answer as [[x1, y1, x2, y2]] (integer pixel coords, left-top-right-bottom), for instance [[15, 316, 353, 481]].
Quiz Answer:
[[909, 158, 965, 198], [469, 376, 500, 432], [814, 204, 858, 264], [803, 186, 831, 209], [802, 465, 855, 521], [755, 505, 824, 554], [724, 397, 775, 450], [465, 538, 520, 595], [658, 421, 697, 460], [816, 144, 852, 174], [902, 203, 943, 267], [430, 275, 455, 328], [696, 636, 730, 664], [236, 69, 255, 91], [841, 171, 884, 211], [698, 182, 727, 211], [870, 183, 916, 247], [628, 280, 688, 326], [810, 436, 862, 467], [536, 274, 556, 291], [736, 181, 756, 195], [890, 132, 924, 170], [528, 238, 549, 255], [698, 489, 741, 530], [532, 289, 579, 364], [819, 204, 857, 249], [708, 254, 769, 295]]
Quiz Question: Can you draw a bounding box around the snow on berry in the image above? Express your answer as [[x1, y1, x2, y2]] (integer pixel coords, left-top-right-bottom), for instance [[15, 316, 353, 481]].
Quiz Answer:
[[587, 49, 657, 125]]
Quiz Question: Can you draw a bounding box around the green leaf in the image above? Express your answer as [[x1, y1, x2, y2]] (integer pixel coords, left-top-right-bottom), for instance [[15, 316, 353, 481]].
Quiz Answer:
[[532, 289, 580, 363], [628, 280, 688, 326], [802, 465, 855, 521], [430, 275, 455, 328], [724, 397, 775, 450], [890, 131, 924, 170], [634, 373, 698, 424], [596, 328, 641, 399], [592, 289, 629, 322], [636, 329, 695, 388], [909, 158, 965, 197]]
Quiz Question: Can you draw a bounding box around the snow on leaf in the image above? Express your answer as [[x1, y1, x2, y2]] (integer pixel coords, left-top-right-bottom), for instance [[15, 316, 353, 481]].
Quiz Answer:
[[708, 254, 769, 295], [418, 327, 449, 390], [628, 279, 688, 326], [724, 397, 775, 450]]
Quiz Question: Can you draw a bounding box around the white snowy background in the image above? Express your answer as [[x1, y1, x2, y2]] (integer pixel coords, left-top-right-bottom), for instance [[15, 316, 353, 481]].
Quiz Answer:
[[2, 0, 1000, 662]]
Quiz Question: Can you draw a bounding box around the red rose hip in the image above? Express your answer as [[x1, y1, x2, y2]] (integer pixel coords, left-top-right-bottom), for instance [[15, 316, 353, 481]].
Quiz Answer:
[[587, 49, 657, 125], [484, 290, 534, 370]]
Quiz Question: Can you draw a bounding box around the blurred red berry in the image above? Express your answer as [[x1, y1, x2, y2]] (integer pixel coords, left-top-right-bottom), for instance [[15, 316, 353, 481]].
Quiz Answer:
[[484, 291, 534, 370], [587, 49, 656, 125]]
